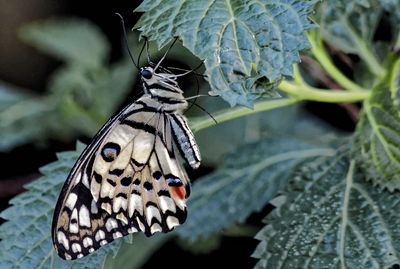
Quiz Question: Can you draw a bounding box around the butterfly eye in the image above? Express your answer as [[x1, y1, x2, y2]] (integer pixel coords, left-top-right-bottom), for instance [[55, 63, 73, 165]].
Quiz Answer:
[[141, 69, 152, 79]]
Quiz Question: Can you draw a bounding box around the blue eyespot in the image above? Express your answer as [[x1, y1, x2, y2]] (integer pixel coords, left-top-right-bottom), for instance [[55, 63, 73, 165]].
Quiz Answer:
[[141, 69, 152, 79], [101, 142, 120, 162]]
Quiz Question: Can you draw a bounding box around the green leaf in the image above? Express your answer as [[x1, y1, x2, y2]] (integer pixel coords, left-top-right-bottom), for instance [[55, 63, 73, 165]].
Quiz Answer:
[[195, 101, 342, 166], [252, 146, 400, 269], [353, 86, 400, 191], [48, 60, 136, 137], [103, 234, 171, 269], [319, 0, 379, 54], [0, 81, 32, 111], [135, 0, 317, 107], [390, 58, 400, 113], [19, 18, 109, 67], [0, 142, 123, 269], [324, 0, 370, 8], [378, 0, 400, 21], [176, 137, 335, 240], [0, 97, 54, 152], [318, 0, 386, 78]]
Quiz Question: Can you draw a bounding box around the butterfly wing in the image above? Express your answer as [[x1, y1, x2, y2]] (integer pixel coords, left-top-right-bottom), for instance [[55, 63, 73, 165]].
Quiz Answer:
[[52, 96, 191, 260]]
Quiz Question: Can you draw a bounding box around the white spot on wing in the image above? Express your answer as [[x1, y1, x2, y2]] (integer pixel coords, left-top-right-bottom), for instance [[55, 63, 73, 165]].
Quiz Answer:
[[82, 173, 90, 188], [79, 205, 91, 228], [69, 208, 79, 233], [83, 237, 93, 248], [95, 230, 105, 241], [172, 196, 186, 210], [128, 194, 143, 217], [105, 217, 118, 232], [101, 202, 112, 215], [146, 205, 161, 224], [128, 227, 138, 233], [65, 193, 78, 210], [166, 216, 180, 229], [150, 223, 162, 234], [113, 232, 123, 239], [113, 196, 128, 213], [91, 199, 98, 214], [159, 196, 176, 213], [72, 243, 82, 253], [57, 231, 69, 250]]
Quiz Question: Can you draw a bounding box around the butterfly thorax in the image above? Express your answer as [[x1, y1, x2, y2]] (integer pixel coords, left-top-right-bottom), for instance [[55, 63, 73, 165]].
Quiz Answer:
[[140, 67, 187, 113]]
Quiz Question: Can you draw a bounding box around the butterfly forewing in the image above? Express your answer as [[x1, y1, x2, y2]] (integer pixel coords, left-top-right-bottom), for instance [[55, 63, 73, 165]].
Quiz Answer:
[[52, 67, 200, 260]]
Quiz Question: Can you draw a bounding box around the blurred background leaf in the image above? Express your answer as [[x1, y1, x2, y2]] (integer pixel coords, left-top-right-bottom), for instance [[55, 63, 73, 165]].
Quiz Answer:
[[19, 18, 110, 68]]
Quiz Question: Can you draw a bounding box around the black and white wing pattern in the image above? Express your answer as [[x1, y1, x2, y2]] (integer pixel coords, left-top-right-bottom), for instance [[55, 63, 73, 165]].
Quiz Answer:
[[52, 66, 201, 260]]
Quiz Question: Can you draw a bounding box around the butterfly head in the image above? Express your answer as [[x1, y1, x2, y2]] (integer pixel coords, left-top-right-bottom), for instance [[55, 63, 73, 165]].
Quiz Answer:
[[140, 66, 186, 109]]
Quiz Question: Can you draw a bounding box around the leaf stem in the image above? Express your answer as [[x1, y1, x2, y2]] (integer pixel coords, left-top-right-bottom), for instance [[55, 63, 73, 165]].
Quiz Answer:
[[189, 97, 300, 132], [308, 30, 369, 92], [340, 159, 355, 268], [346, 28, 386, 79], [279, 80, 371, 103]]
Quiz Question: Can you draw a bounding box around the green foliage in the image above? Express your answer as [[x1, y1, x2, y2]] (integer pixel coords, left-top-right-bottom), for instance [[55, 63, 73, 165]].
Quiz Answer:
[[0, 18, 135, 151], [20, 18, 110, 68], [353, 85, 400, 191], [177, 137, 335, 240], [0, 83, 53, 151], [135, 0, 317, 107], [252, 147, 400, 268]]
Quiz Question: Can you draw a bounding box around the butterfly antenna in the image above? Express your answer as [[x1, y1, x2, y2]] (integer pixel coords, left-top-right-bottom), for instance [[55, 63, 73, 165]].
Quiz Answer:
[[168, 66, 207, 78], [184, 67, 201, 114], [154, 37, 178, 71], [188, 101, 218, 125], [137, 37, 147, 66], [115, 13, 139, 70], [170, 60, 204, 78]]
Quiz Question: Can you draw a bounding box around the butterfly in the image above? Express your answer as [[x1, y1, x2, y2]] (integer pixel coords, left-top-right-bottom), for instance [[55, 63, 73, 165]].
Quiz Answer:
[[51, 32, 202, 260]]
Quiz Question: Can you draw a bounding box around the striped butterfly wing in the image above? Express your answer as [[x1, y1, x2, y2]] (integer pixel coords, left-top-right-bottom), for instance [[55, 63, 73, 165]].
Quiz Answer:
[[52, 95, 194, 260]]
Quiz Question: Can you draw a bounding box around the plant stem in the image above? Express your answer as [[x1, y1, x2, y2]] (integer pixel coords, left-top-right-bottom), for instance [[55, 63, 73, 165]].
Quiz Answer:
[[279, 80, 371, 103], [189, 97, 300, 132], [308, 31, 368, 92]]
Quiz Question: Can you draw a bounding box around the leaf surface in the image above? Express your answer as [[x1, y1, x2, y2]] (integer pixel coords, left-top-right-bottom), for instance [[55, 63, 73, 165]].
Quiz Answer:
[[177, 137, 334, 240], [353, 86, 400, 191], [253, 147, 400, 268], [135, 0, 317, 107]]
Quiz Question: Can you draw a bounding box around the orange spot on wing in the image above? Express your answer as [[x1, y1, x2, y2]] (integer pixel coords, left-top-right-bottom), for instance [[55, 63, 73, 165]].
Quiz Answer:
[[170, 186, 185, 200]]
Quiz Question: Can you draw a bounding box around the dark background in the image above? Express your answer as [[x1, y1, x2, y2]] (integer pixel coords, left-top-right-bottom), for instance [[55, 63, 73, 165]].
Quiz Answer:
[[0, 1, 358, 268]]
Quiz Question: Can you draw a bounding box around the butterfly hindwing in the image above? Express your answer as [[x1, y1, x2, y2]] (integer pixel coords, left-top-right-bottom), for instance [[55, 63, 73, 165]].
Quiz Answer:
[[52, 94, 194, 260]]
